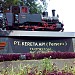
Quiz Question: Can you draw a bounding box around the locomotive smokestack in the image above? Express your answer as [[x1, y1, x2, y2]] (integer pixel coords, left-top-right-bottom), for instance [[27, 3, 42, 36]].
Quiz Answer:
[[52, 9, 56, 17], [42, 12, 48, 17]]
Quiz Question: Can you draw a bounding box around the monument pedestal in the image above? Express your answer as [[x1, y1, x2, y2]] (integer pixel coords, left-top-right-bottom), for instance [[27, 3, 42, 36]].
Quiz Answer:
[[0, 31, 75, 53]]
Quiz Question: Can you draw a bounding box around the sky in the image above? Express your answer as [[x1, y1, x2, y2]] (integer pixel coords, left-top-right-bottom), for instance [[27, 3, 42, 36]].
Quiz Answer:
[[47, 0, 75, 32]]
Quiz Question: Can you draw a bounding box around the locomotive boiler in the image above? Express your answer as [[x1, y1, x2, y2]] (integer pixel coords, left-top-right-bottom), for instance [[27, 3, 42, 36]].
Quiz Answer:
[[1, 6, 64, 31]]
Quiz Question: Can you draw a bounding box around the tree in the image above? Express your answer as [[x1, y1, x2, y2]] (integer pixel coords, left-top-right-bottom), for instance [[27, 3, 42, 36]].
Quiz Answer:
[[0, 0, 22, 12], [40, 0, 50, 12], [24, 0, 43, 13], [0, 0, 48, 14]]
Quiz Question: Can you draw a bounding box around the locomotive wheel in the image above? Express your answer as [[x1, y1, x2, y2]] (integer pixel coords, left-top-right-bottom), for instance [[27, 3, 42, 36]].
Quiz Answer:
[[2, 27, 5, 30], [61, 28, 64, 32]]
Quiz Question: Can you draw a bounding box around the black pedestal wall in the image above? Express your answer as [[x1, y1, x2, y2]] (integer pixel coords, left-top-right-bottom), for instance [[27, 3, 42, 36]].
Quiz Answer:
[[0, 36, 74, 53]]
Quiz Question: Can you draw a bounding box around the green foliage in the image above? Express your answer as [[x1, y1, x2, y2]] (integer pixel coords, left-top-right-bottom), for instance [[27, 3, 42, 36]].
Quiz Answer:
[[0, 59, 75, 75], [63, 63, 69, 72], [0, 0, 44, 14], [42, 58, 53, 72], [24, 1, 43, 14], [3, 0, 21, 5]]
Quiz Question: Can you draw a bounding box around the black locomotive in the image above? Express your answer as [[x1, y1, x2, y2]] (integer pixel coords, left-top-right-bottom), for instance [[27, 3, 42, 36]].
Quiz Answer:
[[0, 6, 64, 31]]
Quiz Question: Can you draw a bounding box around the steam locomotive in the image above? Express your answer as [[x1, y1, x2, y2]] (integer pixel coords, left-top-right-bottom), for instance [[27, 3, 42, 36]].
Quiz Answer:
[[0, 6, 64, 31]]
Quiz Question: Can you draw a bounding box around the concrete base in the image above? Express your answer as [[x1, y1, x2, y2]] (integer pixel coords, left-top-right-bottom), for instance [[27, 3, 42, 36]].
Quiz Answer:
[[9, 31, 75, 52], [72, 38, 75, 52], [0, 31, 75, 52], [9, 31, 75, 37], [0, 29, 75, 37]]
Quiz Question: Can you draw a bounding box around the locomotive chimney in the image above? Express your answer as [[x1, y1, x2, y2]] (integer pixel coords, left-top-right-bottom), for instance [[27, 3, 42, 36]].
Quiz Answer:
[[52, 9, 56, 17], [42, 12, 48, 17]]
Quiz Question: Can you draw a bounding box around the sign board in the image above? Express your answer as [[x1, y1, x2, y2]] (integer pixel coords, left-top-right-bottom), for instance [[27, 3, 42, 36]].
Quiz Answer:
[[0, 37, 74, 53]]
